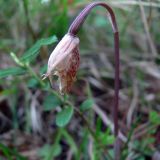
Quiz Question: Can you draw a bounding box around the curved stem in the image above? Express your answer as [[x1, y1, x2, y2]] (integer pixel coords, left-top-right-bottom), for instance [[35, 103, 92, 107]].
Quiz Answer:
[[68, 3, 120, 159], [68, 2, 119, 138], [68, 2, 118, 34]]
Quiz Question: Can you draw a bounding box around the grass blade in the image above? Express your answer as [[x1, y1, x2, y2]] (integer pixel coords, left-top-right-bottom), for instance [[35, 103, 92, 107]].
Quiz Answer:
[[0, 67, 26, 79], [20, 36, 57, 62]]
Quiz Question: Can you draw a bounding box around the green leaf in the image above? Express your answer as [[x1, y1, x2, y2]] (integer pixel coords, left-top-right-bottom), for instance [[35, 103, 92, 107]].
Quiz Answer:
[[56, 106, 73, 127], [61, 129, 78, 153], [43, 94, 61, 111], [38, 145, 52, 159], [0, 143, 27, 160], [27, 78, 38, 88], [38, 144, 62, 159], [50, 144, 62, 158], [0, 67, 26, 79], [20, 36, 57, 63], [149, 111, 160, 125], [10, 52, 25, 67], [101, 134, 115, 145], [80, 98, 94, 111]]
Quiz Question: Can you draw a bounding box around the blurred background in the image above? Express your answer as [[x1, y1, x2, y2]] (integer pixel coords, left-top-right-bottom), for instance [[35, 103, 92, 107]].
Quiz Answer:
[[0, 0, 160, 159]]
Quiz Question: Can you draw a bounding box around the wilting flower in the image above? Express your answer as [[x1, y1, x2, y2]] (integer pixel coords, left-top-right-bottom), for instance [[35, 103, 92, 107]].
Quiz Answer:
[[42, 33, 80, 94]]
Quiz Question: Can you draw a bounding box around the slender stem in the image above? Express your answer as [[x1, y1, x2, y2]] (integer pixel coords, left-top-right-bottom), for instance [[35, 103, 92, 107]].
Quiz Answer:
[[68, 1, 119, 139], [114, 32, 119, 137], [26, 64, 45, 87], [68, 2, 118, 34], [22, 0, 37, 41], [47, 129, 62, 160], [68, 2, 120, 159]]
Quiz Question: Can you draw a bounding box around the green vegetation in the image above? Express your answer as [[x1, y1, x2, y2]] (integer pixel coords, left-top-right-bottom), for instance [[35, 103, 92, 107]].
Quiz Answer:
[[0, 0, 160, 159]]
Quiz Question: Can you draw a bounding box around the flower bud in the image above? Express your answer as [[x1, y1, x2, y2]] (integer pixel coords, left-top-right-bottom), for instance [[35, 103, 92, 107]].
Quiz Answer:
[[42, 33, 80, 94]]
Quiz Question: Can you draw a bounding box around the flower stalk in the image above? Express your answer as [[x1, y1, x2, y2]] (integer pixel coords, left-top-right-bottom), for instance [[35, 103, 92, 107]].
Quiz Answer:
[[67, 2, 120, 159], [68, 2, 119, 136]]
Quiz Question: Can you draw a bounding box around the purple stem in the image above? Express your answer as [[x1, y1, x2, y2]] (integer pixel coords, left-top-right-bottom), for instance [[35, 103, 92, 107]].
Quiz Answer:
[[68, 2, 119, 137], [68, 2, 120, 159]]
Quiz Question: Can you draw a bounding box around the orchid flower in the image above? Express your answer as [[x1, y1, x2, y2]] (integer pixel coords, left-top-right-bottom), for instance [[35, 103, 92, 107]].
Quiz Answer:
[[42, 34, 80, 94]]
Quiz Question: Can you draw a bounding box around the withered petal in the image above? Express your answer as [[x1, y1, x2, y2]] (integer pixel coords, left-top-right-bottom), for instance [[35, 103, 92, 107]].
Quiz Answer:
[[42, 33, 80, 94]]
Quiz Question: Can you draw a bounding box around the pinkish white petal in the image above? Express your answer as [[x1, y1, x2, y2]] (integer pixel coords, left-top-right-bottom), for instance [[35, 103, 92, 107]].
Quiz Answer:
[[43, 33, 80, 94]]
